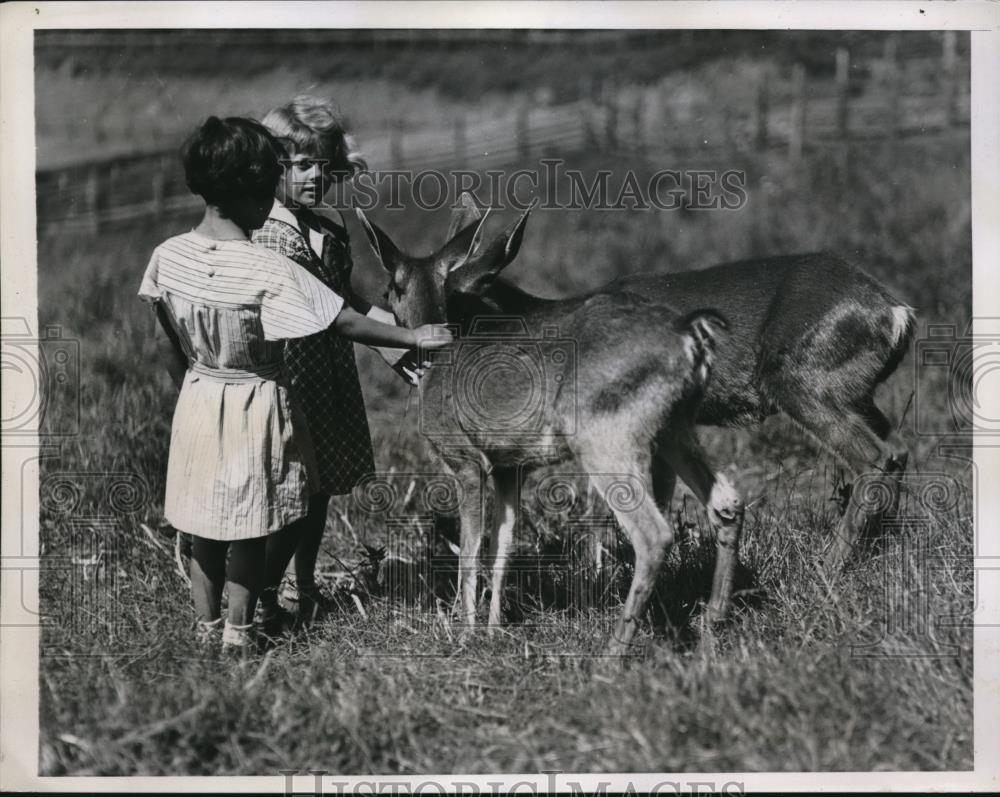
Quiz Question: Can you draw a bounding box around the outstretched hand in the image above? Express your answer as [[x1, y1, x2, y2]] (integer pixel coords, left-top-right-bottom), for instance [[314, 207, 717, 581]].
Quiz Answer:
[[391, 349, 433, 386], [411, 324, 455, 350]]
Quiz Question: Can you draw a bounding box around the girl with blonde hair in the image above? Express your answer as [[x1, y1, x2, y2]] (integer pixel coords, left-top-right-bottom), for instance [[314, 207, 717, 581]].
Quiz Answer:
[[254, 95, 420, 628]]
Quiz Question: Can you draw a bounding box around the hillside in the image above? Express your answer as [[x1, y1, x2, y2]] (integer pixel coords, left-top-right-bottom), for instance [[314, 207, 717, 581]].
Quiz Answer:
[[35, 29, 964, 167]]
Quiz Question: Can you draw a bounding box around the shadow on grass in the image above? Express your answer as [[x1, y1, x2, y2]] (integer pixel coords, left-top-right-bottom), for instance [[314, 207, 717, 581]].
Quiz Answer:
[[354, 514, 770, 655]]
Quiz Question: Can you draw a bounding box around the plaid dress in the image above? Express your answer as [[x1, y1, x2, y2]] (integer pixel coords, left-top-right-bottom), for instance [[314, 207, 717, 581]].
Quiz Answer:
[[253, 203, 376, 496]]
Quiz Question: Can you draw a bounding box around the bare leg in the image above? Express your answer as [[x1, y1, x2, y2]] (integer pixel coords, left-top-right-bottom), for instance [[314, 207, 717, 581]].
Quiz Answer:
[[226, 536, 267, 627], [292, 492, 332, 595], [259, 516, 307, 617], [487, 468, 520, 630], [190, 536, 226, 622]]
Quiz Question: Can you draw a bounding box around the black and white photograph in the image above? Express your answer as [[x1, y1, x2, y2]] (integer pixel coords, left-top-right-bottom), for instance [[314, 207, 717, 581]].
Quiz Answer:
[[1, 1, 998, 792]]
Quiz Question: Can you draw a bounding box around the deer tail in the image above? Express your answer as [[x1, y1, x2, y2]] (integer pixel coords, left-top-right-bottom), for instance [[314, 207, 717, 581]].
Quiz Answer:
[[675, 308, 729, 386], [889, 305, 916, 352], [872, 303, 916, 386]]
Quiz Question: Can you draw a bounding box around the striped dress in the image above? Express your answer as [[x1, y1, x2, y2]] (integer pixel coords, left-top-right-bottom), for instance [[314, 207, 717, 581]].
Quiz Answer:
[[139, 230, 344, 540]]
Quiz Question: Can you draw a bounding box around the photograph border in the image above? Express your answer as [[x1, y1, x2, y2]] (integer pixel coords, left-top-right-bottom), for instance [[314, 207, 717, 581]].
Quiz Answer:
[[2, 1, 999, 792]]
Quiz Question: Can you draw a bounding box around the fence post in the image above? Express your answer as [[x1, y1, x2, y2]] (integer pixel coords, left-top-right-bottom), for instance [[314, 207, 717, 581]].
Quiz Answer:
[[578, 79, 598, 150], [603, 78, 618, 152], [632, 90, 645, 153], [575, 76, 593, 150], [722, 105, 737, 152], [942, 30, 960, 126], [788, 63, 807, 162], [390, 120, 404, 169], [453, 115, 467, 169], [884, 35, 901, 138], [659, 78, 672, 140], [754, 70, 769, 152], [151, 171, 165, 215], [516, 99, 530, 160], [750, 175, 767, 256], [942, 29, 957, 73], [833, 47, 851, 178], [84, 165, 100, 234], [152, 154, 168, 214], [882, 33, 898, 69], [835, 47, 850, 140], [54, 172, 69, 228]]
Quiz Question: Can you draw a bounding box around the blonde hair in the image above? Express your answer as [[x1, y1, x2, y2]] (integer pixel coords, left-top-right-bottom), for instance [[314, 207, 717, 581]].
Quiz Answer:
[[261, 95, 368, 180]]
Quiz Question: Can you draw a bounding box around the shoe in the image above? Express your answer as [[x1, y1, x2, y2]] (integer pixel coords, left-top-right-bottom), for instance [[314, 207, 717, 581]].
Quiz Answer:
[[256, 604, 296, 648], [277, 579, 300, 615], [221, 621, 257, 659], [194, 617, 223, 649], [296, 585, 344, 628]]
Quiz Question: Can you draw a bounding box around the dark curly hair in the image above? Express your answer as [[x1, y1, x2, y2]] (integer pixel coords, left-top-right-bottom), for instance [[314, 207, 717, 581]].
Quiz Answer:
[[181, 116, 283, 208]]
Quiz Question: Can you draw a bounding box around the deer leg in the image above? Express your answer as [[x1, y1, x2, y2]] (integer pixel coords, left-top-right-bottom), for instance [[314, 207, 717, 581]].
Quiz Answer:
[[783, 399, 908, 574], [858, 399, 910, 515], [824, 437, 909, 575], [659, 431, 744, 623], [448, 457, 487, 627], [487, 467, 519, 631], [651, 457, 678, 514], [584, 469, 674, 657]]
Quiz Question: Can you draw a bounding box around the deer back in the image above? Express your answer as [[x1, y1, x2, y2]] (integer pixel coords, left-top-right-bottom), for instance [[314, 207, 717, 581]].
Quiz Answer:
[[606, 252, 912, 425]]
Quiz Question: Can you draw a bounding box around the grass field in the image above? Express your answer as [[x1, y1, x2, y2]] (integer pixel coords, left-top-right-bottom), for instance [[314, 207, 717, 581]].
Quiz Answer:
[[34, 45, 974, 775]]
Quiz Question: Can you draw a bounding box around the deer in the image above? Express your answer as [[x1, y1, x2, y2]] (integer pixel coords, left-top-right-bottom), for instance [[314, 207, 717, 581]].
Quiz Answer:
[[597, 245, 914, 573], [391, 193, 914, 573], [355, 201, 745, 656]]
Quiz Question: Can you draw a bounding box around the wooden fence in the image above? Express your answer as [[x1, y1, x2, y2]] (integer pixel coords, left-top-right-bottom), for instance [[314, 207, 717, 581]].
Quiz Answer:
[[36, 39, 969, 236]]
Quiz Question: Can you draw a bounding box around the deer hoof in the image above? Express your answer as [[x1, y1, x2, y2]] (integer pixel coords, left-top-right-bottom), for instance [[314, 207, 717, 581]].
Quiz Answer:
[[605, 630, 644, 659]]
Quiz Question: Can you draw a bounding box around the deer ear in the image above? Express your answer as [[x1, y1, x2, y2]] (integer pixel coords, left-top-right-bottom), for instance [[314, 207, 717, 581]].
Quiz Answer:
[[446, 202, 533, 295], [445, 191, 484, 242], [355, 209, 401, 272], [454, 206, 491, 269], [499, 201, 534, 264], [436, 209, 491, 276]]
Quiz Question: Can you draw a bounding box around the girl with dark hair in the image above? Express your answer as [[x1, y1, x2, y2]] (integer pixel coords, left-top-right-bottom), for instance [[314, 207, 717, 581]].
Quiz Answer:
[[139, 116, 451, 654]]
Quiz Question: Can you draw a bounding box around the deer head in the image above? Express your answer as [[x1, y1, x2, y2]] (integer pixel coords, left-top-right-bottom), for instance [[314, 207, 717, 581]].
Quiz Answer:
[[355, 193, 532, 328]]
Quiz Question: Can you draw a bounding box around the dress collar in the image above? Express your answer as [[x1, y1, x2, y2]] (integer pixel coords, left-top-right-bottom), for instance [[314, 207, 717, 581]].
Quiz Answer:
[[268, 199, 304, 229], [268, 199, 326, 258]]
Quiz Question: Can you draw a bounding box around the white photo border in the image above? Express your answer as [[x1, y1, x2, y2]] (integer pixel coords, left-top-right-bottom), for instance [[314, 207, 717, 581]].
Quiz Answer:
[[2, 1, 998, 792]]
